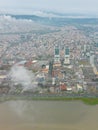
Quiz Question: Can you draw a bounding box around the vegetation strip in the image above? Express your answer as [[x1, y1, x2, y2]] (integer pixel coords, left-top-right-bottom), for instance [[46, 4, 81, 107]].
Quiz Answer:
[[0, 95, 98, 105]]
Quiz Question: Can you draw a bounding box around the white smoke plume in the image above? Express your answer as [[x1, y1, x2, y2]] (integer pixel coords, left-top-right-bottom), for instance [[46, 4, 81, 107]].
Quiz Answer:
[[9, 65, 37, 92]]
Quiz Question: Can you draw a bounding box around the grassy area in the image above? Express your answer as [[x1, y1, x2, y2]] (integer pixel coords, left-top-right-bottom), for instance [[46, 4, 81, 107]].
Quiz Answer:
[[81, 98, 98, 105], [0, 95, 98, 105]]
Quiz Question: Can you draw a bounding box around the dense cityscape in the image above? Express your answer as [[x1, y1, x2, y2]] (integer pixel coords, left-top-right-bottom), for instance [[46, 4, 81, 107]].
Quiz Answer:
[[0, 14, 98, 98], [1, 0, 98, 129]]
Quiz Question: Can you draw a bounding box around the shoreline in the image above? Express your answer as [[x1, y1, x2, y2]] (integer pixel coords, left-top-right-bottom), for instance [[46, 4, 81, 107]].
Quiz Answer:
[[0, 94, 98, 105]]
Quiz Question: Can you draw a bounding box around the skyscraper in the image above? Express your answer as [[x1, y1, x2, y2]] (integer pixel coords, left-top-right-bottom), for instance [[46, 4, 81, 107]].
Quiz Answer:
[[64, 46, 70, 65], [54, 45, 60, 63]]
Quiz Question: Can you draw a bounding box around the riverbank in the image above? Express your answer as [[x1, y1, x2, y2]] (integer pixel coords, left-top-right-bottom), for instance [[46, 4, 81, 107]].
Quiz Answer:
[[0, 95, 98, 105], [0, 99, 98, 130]]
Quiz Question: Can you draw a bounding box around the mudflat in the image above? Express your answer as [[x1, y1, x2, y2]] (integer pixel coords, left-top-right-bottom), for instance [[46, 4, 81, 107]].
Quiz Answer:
[[0, 101, 98, 130]]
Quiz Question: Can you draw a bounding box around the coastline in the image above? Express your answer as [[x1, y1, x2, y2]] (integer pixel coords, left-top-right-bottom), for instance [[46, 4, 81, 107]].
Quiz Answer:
[[0, 94, 98, 105]]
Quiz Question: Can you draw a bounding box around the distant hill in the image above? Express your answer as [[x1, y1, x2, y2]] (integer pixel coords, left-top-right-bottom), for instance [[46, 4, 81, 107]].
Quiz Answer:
[[10, 14, 98, 26]]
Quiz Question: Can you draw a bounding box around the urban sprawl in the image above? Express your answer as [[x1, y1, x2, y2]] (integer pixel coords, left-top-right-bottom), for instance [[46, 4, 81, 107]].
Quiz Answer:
[[0, 15, 98, 98]]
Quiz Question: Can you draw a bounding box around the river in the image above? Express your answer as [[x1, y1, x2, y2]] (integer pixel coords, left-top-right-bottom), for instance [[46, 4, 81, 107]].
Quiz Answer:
[[0, 101, 98, 130]]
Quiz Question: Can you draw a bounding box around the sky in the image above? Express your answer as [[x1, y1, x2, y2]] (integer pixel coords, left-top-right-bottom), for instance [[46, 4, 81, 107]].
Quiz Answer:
[[0, 0, 98, 15]]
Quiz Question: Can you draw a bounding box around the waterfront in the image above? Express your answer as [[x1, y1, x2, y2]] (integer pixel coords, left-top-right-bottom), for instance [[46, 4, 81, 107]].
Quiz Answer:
[[0, 101, 98, 130]]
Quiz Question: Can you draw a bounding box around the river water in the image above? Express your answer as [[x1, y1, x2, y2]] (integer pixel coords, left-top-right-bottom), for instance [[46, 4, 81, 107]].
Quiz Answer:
[[0, 100, 98, 130]]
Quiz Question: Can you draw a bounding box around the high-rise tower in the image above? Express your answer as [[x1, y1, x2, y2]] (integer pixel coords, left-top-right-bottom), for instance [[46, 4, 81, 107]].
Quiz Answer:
[[64, 46, 70, 65], [54, 45, 60, 63]]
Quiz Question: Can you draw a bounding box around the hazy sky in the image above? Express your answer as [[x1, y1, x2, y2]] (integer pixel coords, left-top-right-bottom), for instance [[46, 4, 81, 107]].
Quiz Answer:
[[0, 0, 98, 14]]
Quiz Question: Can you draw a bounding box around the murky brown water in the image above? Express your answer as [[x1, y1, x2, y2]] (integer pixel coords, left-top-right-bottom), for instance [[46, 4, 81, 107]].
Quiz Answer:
[[0, 100, 98, 130]]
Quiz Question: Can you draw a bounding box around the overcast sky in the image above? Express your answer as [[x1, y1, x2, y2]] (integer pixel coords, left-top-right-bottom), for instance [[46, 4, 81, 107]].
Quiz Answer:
[[0, 0, 98, 14]]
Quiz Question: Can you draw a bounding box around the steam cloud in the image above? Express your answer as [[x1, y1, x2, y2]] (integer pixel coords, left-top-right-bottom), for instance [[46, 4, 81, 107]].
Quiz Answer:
[[9, 65, 37, 92]]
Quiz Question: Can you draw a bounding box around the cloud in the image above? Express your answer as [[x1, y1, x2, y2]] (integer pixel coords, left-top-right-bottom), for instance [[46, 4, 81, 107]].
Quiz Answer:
[[9, 65, 37, 92], [0, 15, 33, 24], [32, 11, 62, 18]]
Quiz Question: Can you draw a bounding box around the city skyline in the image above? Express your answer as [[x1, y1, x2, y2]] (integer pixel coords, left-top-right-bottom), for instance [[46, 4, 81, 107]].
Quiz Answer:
[[0, 0, 98, 15]]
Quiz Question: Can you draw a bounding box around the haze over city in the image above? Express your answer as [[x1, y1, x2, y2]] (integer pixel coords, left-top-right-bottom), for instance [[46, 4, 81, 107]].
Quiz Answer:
[[0, 0, 98, 95], [1, 0, 98, 130]]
